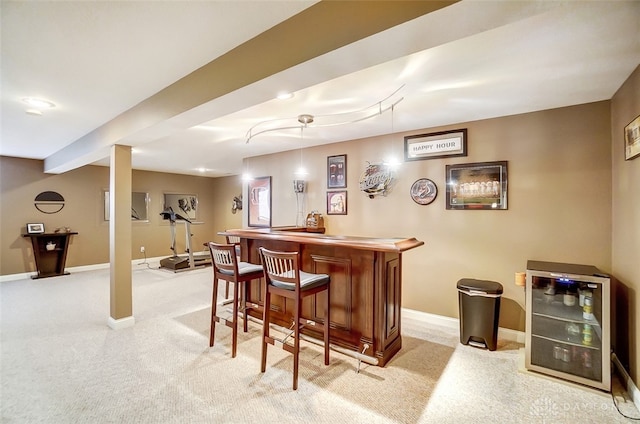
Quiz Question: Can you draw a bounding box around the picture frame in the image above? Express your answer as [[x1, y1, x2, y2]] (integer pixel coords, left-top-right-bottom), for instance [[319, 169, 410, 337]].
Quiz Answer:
[[27, 223, 45, 234], [404, 129, 467, 161], [248, 176, 272, 227], [624, 114, 640, 161], [327, 154, 347, 188], [410, 178, 437, 205], [445, 161, 508, 210], [326, 191, 347, 215], [163, 193, 198, 221]]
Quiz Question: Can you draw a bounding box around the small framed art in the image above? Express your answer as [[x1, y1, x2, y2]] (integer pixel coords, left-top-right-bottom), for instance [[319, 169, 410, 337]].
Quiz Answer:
[[327, 154, 347, 188], [327, 191, 347, 215], [625, 114, 640, 160], [27, 223, 45, 234]]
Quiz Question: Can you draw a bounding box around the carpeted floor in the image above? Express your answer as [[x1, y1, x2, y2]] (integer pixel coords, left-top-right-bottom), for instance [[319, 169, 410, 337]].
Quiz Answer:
[[1, 264, 638, 423]]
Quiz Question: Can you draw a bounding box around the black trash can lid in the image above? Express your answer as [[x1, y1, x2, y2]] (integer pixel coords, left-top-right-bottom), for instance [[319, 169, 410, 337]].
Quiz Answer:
[[457, 278, 503, 294]]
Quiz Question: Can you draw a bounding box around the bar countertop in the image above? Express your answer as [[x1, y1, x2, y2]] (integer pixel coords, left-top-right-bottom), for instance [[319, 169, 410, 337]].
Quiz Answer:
[[220, 226, 424, 253]]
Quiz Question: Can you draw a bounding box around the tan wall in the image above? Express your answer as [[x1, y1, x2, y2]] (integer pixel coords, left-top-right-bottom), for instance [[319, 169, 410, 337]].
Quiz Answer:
[[245, 101, 612, 333], [0, 100, 618, 346], [0, 158, 241, 275], [611, 65, 640, 384]]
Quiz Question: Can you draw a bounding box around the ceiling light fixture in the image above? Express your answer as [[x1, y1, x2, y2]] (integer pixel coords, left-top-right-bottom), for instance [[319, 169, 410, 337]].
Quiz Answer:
[[25, 109, 43, 116], [22, 97, 56, 109], [245, 85, 404, 143], [277, 92, 294, 100]]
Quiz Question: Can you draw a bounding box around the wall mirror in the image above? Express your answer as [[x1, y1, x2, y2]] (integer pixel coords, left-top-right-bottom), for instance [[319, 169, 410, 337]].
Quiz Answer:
[[163, 193, 198, 221], [104, 191, 150, 221]]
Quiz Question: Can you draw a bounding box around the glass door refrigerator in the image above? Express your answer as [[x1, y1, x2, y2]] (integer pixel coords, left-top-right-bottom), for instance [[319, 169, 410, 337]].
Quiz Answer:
[[525, 260, 610, 391]]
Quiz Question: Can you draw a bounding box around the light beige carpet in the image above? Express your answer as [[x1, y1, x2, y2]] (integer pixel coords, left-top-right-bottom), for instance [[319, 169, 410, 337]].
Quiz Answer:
[[1, 265, 638, 423]]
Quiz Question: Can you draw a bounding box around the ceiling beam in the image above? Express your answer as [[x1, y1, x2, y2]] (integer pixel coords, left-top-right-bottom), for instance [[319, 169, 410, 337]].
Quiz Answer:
[[44, 1, 457, 174]]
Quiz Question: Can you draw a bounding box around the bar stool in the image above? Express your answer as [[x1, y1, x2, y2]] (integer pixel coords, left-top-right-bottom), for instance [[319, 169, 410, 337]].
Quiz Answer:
[[207, 242, 263, 358], [258, 247, 330, 390], [224, 234, 242, 299]]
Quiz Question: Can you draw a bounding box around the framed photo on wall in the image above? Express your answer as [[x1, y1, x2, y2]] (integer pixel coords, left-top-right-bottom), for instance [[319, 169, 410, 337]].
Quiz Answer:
[[326, 191, 347, 215], [248, 176, 272, 227], [625, 114, 640, 160], [445, 161, 508, 210], [327, 154, 347, 188]]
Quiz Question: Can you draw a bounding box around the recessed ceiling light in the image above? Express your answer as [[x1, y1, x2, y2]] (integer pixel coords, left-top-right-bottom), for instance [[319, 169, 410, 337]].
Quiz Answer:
[[276, 92, 294, 100], [22, 97, 56, 109], [25, 109, 43, 116]]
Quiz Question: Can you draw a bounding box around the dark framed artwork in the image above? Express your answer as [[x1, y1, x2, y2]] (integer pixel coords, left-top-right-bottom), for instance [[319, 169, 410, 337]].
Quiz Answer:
[[404, 129, 467, 161], [327, 154, 347, 188], [410, 178, 437, 205], [445, 161, 508, 210], [326, 191, 347, 215], [248, 176, 272, 227], [624, 114, 640, 160], [27, 223, 45, 234]]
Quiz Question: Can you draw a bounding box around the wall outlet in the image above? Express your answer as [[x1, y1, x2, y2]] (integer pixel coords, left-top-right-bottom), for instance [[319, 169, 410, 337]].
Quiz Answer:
[[140, 246, 145, 253]]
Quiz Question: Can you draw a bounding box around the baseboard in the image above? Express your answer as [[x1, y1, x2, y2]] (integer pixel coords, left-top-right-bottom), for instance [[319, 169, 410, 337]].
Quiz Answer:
[[612, 352, 640, 412], [107, 315, 135, 330], [0, 257, 163, 282], [402, 307, 525, 344]]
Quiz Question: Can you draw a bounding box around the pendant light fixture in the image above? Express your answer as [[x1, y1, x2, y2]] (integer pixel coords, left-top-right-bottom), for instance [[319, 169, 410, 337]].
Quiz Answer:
[[245, 86, 404, 143]]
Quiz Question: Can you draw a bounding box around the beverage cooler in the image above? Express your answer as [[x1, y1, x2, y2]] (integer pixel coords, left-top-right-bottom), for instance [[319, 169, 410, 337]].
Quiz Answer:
[[525, 260, 610, 391]]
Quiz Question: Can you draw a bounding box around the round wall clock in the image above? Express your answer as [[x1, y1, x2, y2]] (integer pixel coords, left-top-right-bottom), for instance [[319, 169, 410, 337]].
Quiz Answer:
[[410, 178, 437, 205]]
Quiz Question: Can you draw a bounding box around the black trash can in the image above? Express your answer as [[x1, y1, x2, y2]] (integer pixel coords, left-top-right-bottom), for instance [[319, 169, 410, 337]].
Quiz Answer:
[[457, 278, 503, 351]]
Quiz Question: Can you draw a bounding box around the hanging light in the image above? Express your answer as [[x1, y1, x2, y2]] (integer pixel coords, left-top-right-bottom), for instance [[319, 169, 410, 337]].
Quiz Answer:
[[295, 115, 311, 177], [384, 104, 402, 167], [242, 153, 253, 181]]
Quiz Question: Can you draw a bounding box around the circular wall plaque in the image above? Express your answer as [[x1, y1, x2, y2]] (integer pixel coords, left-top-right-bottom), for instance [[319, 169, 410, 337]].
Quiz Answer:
[[410, 179, 437, 205]]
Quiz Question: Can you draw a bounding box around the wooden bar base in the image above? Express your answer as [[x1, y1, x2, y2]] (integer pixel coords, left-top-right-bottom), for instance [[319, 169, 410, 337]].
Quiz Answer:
[[222, 227, 423, 366]]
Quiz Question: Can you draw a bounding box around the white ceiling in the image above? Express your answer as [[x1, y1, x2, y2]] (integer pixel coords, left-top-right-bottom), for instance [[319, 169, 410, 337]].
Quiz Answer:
[[2, 1, 639, 177]]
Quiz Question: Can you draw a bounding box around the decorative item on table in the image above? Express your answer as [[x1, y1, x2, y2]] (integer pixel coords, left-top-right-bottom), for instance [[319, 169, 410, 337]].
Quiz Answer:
[[305, 210, 325, 232], [54, 226, 72, 233], [46, 241, 56, 251]]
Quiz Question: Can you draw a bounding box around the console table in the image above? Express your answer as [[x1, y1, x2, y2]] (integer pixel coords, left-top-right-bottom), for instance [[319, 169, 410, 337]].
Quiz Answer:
[[23, 232, 78, 279]]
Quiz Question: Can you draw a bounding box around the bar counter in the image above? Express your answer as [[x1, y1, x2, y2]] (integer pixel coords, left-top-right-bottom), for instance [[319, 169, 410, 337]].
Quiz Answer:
[[222, 227, 424, 366]]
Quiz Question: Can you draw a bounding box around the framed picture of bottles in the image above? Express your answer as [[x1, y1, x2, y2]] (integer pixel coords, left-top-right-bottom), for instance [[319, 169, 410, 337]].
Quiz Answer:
[[327, 154, 347, 189]]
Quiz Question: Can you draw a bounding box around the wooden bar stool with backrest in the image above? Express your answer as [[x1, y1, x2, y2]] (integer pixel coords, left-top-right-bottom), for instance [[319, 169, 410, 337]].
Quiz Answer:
[[207, 242, 263, 358], [224, 235, 242, 299], [258, 247, 330, 390]]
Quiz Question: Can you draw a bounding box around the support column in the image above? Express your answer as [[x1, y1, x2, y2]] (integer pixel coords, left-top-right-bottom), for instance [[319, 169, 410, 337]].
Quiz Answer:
[[107, 144, 135, 330]]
